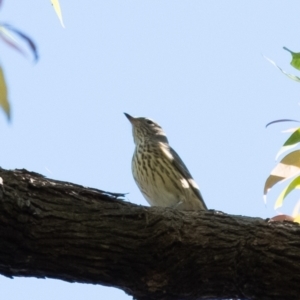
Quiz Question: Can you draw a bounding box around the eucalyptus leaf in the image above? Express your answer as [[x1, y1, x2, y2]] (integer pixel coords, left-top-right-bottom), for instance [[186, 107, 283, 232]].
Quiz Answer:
[[283, 47, 300, 71], [0, 66, 10, 120]]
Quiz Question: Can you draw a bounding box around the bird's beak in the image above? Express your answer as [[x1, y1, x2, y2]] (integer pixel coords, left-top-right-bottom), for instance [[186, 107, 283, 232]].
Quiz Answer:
[[124, 113, 137, 125]]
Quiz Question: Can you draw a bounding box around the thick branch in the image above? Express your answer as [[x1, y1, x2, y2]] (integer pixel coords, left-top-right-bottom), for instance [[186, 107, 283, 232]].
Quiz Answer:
[[0, 168, 299, 300]]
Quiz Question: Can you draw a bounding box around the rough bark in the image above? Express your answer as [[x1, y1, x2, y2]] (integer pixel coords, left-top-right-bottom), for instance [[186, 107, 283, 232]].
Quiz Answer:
[[0, 168, 299, 300]]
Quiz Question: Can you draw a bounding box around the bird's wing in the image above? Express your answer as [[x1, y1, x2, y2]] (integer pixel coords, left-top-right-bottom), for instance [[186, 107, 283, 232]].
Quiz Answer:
[[160, 143, 207, 209]]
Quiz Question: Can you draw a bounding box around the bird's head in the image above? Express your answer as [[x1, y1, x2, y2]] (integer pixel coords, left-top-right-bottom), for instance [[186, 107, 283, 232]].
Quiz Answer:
[[124, 113, 168, 145]]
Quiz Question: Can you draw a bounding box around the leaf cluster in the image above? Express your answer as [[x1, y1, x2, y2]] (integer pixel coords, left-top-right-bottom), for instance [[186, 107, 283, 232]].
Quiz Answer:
[[0, 0, 64, 121], [264, 48, 300, 221]]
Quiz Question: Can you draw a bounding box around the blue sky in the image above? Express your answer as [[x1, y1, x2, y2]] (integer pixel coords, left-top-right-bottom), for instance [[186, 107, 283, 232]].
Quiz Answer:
[[1, 1, 300, 299]]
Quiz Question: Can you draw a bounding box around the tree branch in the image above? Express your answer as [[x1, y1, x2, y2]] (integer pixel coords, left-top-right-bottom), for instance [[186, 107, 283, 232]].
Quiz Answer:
[[0, 167, 299, 300]]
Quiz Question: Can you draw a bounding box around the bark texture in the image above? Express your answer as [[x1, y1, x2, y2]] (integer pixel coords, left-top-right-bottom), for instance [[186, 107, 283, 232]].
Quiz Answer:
[[0, 167, 299, 300]]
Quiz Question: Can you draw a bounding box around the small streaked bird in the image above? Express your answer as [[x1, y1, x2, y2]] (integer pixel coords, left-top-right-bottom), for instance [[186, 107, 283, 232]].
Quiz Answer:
[[124, 113, 207, 210]]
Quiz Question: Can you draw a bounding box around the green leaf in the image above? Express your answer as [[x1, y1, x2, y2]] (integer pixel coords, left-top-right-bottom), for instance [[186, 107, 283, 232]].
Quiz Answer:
[[283, 47, 300, 71], [282, 128, 300, 146], [0, 66, 10, 120], [263, 55, 300, 82], [274, 176, 300, 209], [275, 127, 300, 160], [264, 150, 300, 200]]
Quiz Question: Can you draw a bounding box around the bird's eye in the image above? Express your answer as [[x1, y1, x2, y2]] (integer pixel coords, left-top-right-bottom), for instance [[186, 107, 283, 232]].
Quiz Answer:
[[146, 120, 154, 125]]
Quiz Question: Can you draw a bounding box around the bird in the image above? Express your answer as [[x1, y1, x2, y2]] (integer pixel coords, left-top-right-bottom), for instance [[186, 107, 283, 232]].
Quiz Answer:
[[124, 113, 207, 210]]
